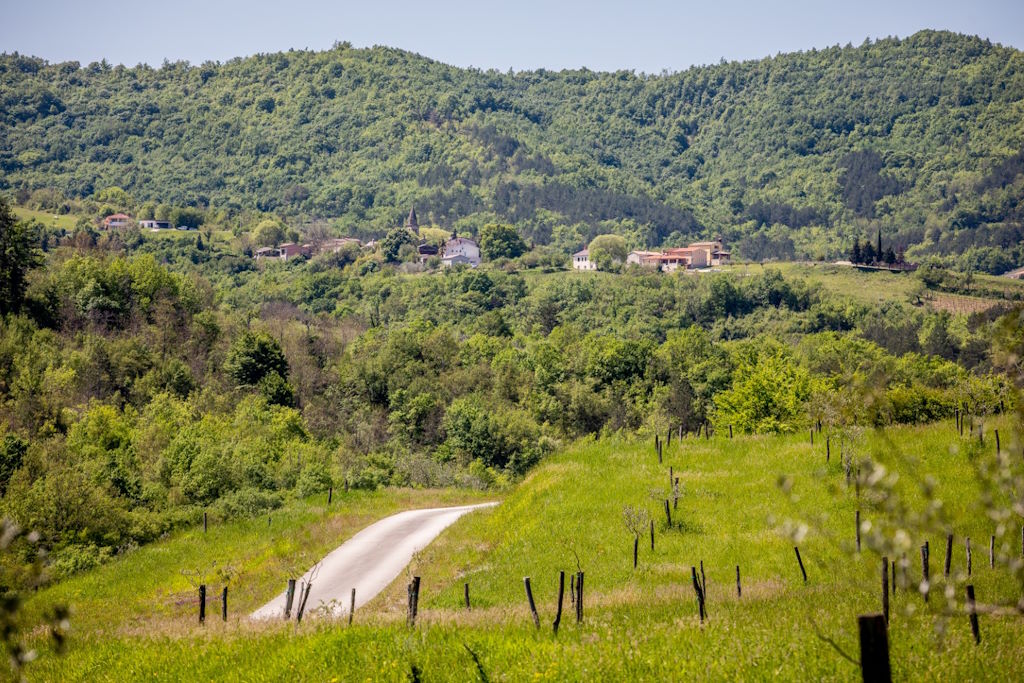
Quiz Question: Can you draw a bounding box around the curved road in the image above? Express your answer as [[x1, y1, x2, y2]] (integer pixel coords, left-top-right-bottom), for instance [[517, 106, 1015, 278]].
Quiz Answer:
[[251, 502, 497, 620]]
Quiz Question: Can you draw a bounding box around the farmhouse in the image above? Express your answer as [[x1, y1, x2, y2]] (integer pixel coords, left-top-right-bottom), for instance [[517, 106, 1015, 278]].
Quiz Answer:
[[319, 237, 361, 253], [572, 248, 597, 270], [417, 243, 439, 263], [442, 233, 481, 267], [101, 213, 133, 229], [626, 250, 662, 267], [254, 242, 312, 262], [139, 219, 174, 230]]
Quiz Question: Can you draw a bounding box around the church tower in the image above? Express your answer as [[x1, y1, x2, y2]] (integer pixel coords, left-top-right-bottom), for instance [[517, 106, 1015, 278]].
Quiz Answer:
[[406, 206, 419, 230]]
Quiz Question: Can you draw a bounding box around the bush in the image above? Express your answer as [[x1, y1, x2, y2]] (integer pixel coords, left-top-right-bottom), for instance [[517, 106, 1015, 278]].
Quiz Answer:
[[295, 461, 333, 497], [211, 488, 283, 520]]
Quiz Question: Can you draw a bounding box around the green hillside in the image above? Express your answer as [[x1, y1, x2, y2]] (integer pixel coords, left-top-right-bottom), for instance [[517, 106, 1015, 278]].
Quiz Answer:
[[23, 419, 1024, 681], [3, 31, 1024, 268]]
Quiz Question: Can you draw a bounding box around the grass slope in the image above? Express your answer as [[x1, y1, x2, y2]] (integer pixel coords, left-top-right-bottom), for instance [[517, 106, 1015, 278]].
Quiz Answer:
[[25, 420, 1024, 681]]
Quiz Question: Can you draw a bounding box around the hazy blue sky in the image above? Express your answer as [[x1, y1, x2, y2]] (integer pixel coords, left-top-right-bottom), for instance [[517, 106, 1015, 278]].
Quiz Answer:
[[3, 0, 1023, 72]]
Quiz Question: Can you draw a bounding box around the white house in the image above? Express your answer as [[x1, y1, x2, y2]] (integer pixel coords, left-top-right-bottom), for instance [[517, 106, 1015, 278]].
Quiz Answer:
[[626, 250, 661, 267], [442, 236, 481, 267], [139, 219, 174, 230], [572, 248, 597, 270]]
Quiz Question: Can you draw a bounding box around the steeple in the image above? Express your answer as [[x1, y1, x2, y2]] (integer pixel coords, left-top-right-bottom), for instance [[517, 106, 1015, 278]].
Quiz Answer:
[[406, 206, 418, 230]]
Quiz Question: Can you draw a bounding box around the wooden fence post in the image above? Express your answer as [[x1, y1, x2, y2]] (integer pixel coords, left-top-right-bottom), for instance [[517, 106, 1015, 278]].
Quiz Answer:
[[408, 576, 421, 627], [995, 429, 1000, 454], [826, 436, 830, 463], [221, 586, 228, 622], [810, 429, 814, 446], [524, 577, 540, 628], [633, 536, 639, 569], [944, 533, 953, 577], [464, 582, 471, 610], [856, 510, 862, 552], [664, 499, 672, 528], [203, 511, 208, 533], [858, 614, 892, 683], [328, 486, 333, 505], [669, 466, 673, 491], [735, 565, 741, 597], [794, 546, 808, 583], [577, 573, 585, 626], [199, 584, 206, 624], [674, 477, 680, 510], [966, 585, 980, 644], [667, 428, 672, 448], [349, 588, 356, 625], [691, 566, 705, 622], [650, 519, 655, 551], [966, 537, 972, 577], [700, 560, 707, 600], [553, 571, 565, 634], [729, 424, 733, 439], [921, 543, 930, 602], [881, 557, 889, 625], [296, 582, 312, 624], [284, 579, 296, 619], [989, 535, 995, 569]]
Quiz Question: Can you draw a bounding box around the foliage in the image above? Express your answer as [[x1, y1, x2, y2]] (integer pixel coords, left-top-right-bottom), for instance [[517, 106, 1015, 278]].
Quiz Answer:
[[223, 332, 289, 387], [478, 223, 526, 260], [0, 196, 42, 316]]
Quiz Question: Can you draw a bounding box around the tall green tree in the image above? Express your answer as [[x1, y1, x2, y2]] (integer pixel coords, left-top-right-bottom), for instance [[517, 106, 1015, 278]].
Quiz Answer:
[[0, 196, 42, 316], [224, 331, 289, 386], [479, 223, 526, 260]]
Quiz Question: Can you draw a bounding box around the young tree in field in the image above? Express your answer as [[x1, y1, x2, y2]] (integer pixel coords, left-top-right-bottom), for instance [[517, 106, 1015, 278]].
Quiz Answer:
[[0, 196, 42, 316], [622, 505, 650, 569], [479, 223, 526, 260]]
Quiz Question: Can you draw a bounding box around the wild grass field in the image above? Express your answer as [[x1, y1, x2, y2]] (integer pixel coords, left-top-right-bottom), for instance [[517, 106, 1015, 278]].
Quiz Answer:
[[22, 418, 1023, 682]]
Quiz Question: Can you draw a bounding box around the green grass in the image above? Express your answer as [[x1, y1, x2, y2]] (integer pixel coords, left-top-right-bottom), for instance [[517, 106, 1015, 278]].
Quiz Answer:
[[24, 421, 1024, 681], [12, 206, 82, 231]]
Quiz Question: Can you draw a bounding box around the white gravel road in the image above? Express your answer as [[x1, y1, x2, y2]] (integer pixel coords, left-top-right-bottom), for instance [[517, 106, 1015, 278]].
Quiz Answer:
[[251, 502, 498, 620]]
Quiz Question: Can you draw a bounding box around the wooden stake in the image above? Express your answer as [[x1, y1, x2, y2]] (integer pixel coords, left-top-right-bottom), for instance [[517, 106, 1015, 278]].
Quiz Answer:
[[881, 557, 889, 625], [284, 579, 296, 619], [221, 586, 228, 622], [669, 466, 673, 492], [856, 510, 861, 552], [296, 581, 312, 624], [989, 535, 995, 569], [735, 565, 741, 597], [966, 537, 972, 577], [810, 429, 814, 446], [199, 584, 206, 624], [858, 614, 892, 683], [691, 566, 705, 622], [794, 546, 807, 583], [575, 572, 584, 623], [699, 560, 707, 600], [407, 576, 421, 627], [966, 584, 980, 644], [633, 536, 639, 569], [826, 436, 830, 463], [944, 533, 953, 577], [464, 582, 470, 610], [664, 499, 671, 528], [553, 571, 565, 634], [328, 486, 333, 505], [674, 477, 679, 510], [650, 519, 655, 551], [349, 587, 356, 625], [524, 577, 540, 628], [995, 429, 1000, 454], [203, 511, 208, 533], [729, 424, 733, 439], [921, 543, 930, 602]]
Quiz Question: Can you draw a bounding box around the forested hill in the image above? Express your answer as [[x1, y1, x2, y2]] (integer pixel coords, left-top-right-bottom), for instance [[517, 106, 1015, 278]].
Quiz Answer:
[[3, 30, 1024, 267]]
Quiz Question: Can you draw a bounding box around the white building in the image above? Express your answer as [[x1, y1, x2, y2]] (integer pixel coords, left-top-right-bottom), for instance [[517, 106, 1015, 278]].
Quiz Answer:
[[139, 219, 174, 230], [442, 236, 480, 267], [572, 248, 597, 270]]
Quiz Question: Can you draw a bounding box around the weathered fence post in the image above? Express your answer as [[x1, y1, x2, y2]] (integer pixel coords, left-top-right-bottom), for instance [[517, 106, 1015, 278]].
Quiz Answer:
[[944, 533, 953, 577], [966, 584, 980, 644], [700, 560, 707, 601], [464, 582, 471, 610], [921, 543, 930, 602], [673, 477, 680, 510], [826, 436, 830, 463], [881, 557, 889, 625], [667, 428, 672, 448], [691, 566, 705, 622], [284, 578, 296, 619], [407, 576, 421, 627], [669, 466, 673, 491], [664, 499, 672, 528], [633, 535, 639, 569], [328, 486, 333, 505], [810, 429, 814, 446], [856, 510, 862, 552], [966, 537, 972, 576], [349, 588, 356, 625], [729, 424, 733, 439], [296, 581, 312, 623], [524, 577, 540, 628], [203, 511, 208, 533], [736, 565, 741, 597], [995, 429, 1000, 454], [650, 519, 655, 551], [221, 586, 228, 622], [199, 584, 206, 624], [575, 572, 584, 623], [990, 535, 995, 569], [553, 571, 565, 634], [794, 546, 807, 583], [858, 614, 892, 683]]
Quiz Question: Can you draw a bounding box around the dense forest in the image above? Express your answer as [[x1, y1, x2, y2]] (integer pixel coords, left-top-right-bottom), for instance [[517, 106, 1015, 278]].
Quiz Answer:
[[2, 31, 1024, 270]]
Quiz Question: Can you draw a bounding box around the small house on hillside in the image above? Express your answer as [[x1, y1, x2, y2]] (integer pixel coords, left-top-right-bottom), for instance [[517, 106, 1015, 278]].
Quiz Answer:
[[254, 242, 312, 262], [442, 234, 480, 267], [626, 250, 661, 267], [417, 243, 439, 263], [102, 213, 133, 229], [572, 248, 596, 270], [139, 219, 174, 230]]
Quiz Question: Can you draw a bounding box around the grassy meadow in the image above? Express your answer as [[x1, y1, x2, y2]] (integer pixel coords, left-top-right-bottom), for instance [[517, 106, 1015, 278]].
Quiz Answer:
[[22, 418, 1023, 682]]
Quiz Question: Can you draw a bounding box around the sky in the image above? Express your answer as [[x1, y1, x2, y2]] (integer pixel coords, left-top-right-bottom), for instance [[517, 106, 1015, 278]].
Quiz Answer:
[[2, 0, 1023, 73]]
